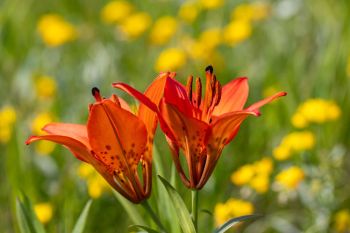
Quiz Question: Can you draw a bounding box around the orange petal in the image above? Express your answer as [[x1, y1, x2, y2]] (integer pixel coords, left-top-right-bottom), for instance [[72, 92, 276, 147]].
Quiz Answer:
[[164, 77, 194, 117], [87, 99, 147, 175], [160, 100, 209, 185], [212, 77, 249, 115], [25, 135, 91, 162], [208, 111, 259, 152], [42, 123, 89, 147], [112, 82, 158, 113], [137, 73, 167, 133], [245, 91, 287, 114]]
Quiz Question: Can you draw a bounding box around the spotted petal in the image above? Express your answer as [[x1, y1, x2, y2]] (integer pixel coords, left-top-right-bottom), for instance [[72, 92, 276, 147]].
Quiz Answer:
[[160, 100, 209, 186], [87, 99, 147, 175], [208, 111, 259, 153]]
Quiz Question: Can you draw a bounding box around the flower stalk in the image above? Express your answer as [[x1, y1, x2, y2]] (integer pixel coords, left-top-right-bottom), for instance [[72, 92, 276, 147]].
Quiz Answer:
[[141, 201, 167, 232], [192, 190, 199, 231]]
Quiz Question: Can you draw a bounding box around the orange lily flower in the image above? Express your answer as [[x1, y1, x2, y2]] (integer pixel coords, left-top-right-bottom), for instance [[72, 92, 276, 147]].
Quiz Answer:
[[26, 75, 167, 203], [114, 66, 286, 190]]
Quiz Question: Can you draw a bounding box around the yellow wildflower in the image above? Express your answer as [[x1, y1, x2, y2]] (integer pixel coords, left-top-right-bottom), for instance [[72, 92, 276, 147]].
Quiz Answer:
[[223, 19, 252, 46], [155, 48, 186, 72], [0, 106, 16, 143], [78, 163, 110, 198], [35, 75, 57, 99], [282, 131, 315, 151], [198, 28, 222, 50], [119, 12, 152, 39], [275, 166, 305, 190], [101, 0, 133, 24], [34, 203, 53, 224], [178, 2, 199, 23], [31, 112, 54, 135], [291, 112, 308, 128], [231, 164, 255, 186], [214, 198, 254, 226], [200, 0, 224, 9], [292, 99, 341, 128], [334, 209, 350, 233], [149, 16, 178, 45], [250, 174, 269, 193], [231, 157, 273, 193], [273, 131, 315, 160], [253, 157, 273, 175], [232, 3, 270, 22], [35, 141, 56, 155], [37, 14, 76, 47], [273, 144, 291, 160]]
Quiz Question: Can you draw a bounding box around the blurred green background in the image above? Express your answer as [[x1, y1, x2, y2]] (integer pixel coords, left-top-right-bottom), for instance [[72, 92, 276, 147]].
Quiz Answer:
[[1, 0, 350, 232]]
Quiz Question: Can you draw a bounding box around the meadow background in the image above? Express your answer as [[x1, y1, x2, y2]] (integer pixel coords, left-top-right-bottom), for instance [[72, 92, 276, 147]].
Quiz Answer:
[[1, 0, 350, 232]]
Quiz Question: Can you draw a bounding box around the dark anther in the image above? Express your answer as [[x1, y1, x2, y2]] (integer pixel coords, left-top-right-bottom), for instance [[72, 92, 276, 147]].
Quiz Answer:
[[91, 87, 100, 97], [205, 65, 213, 74]]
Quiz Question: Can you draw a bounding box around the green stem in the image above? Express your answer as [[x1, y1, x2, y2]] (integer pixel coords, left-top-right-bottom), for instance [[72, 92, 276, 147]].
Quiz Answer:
[[191, 190, 199, 231], [141, 201, 167, 232]]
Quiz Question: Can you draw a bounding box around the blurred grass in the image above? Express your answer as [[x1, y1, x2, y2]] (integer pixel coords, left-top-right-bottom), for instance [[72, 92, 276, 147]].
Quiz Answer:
[[1, 0, 350, 232]]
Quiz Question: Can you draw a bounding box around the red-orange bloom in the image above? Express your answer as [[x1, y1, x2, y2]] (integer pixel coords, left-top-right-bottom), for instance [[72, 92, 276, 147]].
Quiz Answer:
[[26, 75, 167, 203], [114, 66, 286, 190]]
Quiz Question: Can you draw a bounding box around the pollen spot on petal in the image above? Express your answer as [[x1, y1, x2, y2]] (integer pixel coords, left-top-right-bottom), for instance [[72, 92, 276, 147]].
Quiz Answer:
[[106, 145, 111, 150]]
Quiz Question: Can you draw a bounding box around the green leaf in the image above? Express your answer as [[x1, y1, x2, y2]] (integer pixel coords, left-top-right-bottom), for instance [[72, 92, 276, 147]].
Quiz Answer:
[[158, 176, 196, 233], [128, 224, 160, 233], [16, 198, 32, 233], [112, 190, 146, 225], [71, 199, 92, 233], [213, 214, 262, 233], [22, 194, 46, 233], [15, 194, 46, 233]]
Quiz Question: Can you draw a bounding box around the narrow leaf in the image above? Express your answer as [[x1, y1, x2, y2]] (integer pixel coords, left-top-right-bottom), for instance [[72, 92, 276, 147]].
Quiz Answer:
[[71, 200, 92, 233], [128, 224, 160, 233], [213, 214, 261, 233], [112, 190, 146, 225], [22, 195, 46, 233], [158, 176, 196, 233], [16, 198, 32, 233]]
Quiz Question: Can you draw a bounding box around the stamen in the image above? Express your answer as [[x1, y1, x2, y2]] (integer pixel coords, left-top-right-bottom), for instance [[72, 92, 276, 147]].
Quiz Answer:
[[195, 77, 202, 108], [205, 65, 213, 74], [111, 94, 121, 107], [92, 87, 102, 102], [186, 75, 193, 101], [213, 81, 222, 106], [204, 69, 214, 112]]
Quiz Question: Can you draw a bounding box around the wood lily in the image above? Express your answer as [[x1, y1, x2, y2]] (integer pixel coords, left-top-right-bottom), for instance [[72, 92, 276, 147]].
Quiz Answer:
[[114, 66, 286, 190], [26, 75, 167, 203]]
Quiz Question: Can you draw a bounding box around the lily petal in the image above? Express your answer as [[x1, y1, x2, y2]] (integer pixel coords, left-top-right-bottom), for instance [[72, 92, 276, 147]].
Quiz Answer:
[[160, 100, 209, 185], [245, 91, 287, 113], [112, 83, 158, 113], [42, 123, 89, 147], [212, 77, 249, 115], [164, 77, 194, 117], [87, 99, 147, 174], [208, 111, 259, 152], [25, 135, 91, 162], [113, 76, 176, 141], [137, 73, 167, 134]]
